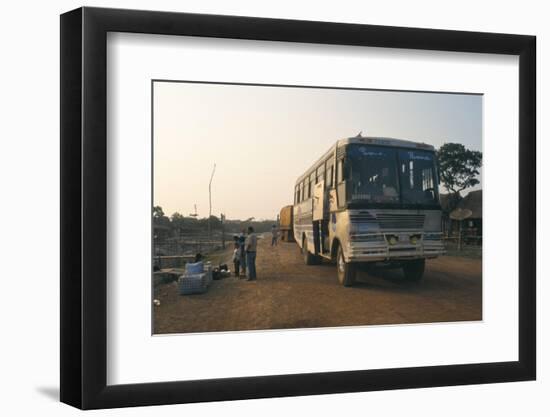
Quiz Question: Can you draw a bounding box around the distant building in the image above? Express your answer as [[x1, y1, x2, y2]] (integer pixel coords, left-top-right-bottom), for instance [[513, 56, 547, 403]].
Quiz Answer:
[[457, 189, 482, 243]]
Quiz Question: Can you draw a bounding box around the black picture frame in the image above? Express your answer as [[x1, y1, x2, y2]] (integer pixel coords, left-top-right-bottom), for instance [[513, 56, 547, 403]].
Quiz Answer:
[[60, 6, 536, 410]]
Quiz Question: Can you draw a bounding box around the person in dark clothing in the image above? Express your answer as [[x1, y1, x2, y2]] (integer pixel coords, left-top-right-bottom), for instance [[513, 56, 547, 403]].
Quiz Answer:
[[271, 225, 279, 246], [245, 226, 258, 281], [238, 230, 246, 277]]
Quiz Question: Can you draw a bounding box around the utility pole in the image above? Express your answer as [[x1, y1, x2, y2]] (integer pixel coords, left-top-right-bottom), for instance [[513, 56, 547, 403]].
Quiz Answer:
[[220, 213, 226, 249], [208, 163, 216, 241]]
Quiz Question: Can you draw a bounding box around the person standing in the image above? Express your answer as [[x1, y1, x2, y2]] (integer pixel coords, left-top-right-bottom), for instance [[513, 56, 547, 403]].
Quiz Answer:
[[238, 230, 246, 278], [271, 225, 279, 246], [245, 226, 257, 281], [232, 236, 241, 277]]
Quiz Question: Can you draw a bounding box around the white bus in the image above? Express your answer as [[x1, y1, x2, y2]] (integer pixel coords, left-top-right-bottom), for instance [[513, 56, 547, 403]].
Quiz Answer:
[[293, 135, 445, 286]]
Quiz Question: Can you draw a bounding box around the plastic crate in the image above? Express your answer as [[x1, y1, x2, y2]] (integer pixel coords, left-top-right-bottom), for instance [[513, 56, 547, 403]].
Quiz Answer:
[[178, 272, 209, 295]]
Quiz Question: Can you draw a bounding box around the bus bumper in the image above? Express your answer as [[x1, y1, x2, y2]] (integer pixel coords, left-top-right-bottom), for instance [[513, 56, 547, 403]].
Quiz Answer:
[[346, 232, 446, 262]]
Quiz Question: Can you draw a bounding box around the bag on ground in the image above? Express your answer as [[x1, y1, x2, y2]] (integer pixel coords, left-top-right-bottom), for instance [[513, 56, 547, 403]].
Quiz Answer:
[[185, 261, 204, 274]]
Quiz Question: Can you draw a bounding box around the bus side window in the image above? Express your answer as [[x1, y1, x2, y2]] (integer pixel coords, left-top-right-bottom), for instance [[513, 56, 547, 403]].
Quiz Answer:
[[316, 165, 325, 185], [295, 185, 299, 204], [336, 159, 344, 183], [299, 182, 304, 202], [326, 163, 334, 188]]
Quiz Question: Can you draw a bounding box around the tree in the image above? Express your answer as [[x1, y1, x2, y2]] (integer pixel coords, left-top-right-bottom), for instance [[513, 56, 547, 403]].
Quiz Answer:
[[153, 206, 165, 218], [199, 215, 221, 230], [170, 212, 185, 225], [437, 143, 482, 202], [170, 212, 186, 236], [152, 206, 171, 240]]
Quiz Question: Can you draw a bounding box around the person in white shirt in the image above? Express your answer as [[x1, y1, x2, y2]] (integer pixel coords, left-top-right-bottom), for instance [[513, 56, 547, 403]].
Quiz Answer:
[[232, 236, 241, 277]]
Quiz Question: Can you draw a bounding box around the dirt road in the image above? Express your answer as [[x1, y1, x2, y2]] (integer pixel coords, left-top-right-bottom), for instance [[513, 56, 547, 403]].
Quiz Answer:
[[154, 235, 482, 334]]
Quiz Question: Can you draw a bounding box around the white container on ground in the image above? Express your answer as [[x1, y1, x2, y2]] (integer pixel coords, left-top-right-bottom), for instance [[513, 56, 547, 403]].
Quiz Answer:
[[178, 272, 209, 295]]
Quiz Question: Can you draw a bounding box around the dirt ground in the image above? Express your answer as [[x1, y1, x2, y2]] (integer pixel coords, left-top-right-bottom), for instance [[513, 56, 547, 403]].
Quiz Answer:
[[153, 235, 482, 334]]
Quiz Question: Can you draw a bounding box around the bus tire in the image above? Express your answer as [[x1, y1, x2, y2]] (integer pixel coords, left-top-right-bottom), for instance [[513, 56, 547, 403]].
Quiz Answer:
[[337, 245, 356, 287], [403, 259, 425, 282], [302, 236, 316, 265]]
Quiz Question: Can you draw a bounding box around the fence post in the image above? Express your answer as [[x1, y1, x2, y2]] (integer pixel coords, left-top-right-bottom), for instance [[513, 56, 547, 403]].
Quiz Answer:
[[221, 213, 225, 249]]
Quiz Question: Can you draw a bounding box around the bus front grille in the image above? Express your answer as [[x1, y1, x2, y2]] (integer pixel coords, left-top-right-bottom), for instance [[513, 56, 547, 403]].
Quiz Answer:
[[350, 212, 425, 230]]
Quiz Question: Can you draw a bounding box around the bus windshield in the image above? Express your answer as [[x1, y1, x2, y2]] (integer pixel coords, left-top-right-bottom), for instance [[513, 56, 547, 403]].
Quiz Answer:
[[347, 145, 438, 206], [397, 149, 438, 205], [348, 145, 400, 203]]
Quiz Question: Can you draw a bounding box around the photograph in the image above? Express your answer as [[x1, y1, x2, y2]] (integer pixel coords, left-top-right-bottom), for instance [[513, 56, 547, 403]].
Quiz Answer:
[[0, 0, 542, 412], [152, 81, 483, 334]]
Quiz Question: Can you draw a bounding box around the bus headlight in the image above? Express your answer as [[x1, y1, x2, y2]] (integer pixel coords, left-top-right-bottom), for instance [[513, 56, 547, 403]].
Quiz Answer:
[[387, 235, 398, 245], [410, 234, 421, 244]]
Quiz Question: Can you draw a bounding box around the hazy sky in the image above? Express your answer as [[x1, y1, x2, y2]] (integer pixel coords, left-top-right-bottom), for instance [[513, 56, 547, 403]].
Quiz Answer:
[[153, 81, 482, 220]]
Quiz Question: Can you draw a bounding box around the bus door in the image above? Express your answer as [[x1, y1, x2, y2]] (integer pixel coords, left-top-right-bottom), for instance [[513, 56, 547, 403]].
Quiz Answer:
[[313, 181, 326, 254]]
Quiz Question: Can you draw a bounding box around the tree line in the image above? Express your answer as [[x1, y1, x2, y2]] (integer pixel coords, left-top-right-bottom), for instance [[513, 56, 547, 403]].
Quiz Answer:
[[153, 206, 276, 238]]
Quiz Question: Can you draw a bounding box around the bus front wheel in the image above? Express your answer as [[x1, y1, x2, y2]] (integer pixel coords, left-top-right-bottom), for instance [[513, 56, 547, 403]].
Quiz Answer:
[[403, 259, 425, 282], [337, 245, 356, 287], [302, 236, 316, 265]]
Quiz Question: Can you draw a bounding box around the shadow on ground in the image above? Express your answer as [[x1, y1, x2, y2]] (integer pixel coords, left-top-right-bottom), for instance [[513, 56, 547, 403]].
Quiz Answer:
[[35, 386, 59, 401]]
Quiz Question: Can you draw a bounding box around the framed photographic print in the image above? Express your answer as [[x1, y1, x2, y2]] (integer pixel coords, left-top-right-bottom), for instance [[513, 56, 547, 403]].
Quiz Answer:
[[60, 6, 536, 409]]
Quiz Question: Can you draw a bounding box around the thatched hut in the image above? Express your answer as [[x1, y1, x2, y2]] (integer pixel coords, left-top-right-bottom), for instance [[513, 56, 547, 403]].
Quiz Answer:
[[440, 189, 482, 242], [457, 189, 482, 243]]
